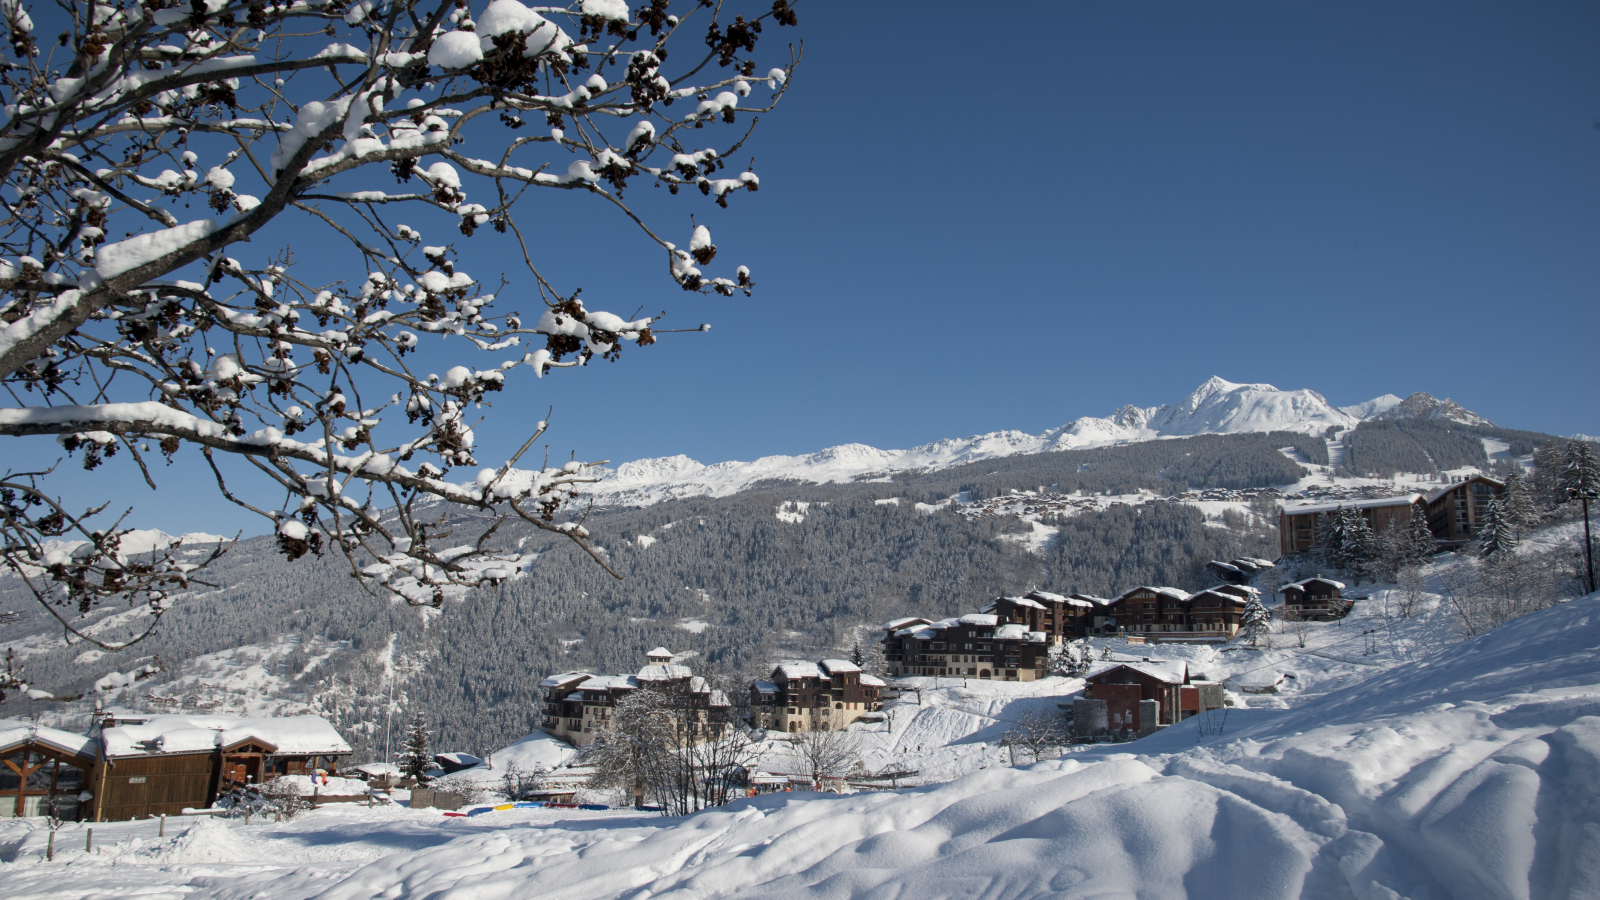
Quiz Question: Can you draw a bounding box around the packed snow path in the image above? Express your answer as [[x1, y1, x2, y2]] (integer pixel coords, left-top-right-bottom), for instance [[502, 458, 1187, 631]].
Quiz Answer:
[[6, 594, 1600, 899]]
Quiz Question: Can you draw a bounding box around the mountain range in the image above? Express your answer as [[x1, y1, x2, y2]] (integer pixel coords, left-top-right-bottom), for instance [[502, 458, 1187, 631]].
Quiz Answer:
[[589, 377, 1494, 506]]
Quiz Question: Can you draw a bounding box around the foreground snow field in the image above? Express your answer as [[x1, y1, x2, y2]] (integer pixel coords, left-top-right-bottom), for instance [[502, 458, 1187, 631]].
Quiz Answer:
[[5, 592, 1598, 900]]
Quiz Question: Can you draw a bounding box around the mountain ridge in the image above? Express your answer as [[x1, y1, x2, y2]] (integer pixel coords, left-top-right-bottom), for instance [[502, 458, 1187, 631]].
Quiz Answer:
[[590, 378, 1493, 507]]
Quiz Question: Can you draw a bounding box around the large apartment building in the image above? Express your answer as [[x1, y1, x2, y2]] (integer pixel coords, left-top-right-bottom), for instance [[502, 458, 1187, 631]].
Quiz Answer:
[[540, 648, 730, 748], [749, 659, 885, 733], [881, 612, 1052, 681]]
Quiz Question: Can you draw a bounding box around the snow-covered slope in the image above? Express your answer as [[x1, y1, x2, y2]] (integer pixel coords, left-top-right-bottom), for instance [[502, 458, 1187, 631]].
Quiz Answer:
[[589, 377, 1448, 506], [8, 591, 1596, 900]]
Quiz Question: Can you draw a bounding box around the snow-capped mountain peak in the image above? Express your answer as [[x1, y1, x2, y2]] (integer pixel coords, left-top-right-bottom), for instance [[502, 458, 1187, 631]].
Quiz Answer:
[[586, 378, 1493, 507], [1339, 394, 1404, 419], [1371, 391, 1496, 428], [1147, 378, 1354, 436]]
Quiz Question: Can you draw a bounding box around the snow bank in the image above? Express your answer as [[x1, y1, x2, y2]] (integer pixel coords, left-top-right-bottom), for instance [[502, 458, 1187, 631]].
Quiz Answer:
[[309, 594, 1600, 900]]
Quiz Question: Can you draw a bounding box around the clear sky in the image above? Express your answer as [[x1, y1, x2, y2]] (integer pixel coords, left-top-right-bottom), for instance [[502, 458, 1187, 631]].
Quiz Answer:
[[11, 1, 1600, 536]]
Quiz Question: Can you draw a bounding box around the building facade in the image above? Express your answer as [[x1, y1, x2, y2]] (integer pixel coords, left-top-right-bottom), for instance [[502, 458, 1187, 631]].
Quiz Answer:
[[1279, 495, 1426, 556], [749, 659, 884, 733], [540, 648, 731, 748], [881, 613, 1051, 681], [1425, 475, 1506, 545], [1280, 576, 1348, 619]]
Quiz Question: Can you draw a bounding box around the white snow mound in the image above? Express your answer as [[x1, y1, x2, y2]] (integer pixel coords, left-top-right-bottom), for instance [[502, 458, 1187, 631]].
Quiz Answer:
[[311, 594, 1600, 900]]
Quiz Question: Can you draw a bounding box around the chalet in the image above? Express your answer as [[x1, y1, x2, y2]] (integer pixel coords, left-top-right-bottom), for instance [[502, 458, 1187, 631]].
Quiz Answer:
[[1104, 587, 1192, 636], [1280, 576, 1349, 620], [1426, 475, 1506, 545], [980, 591, 1099, 643], [1278, 495, 1426, 557], [94, 714, 351, 821], [0, 720, 99, 821], [880, 613, 1051, 681], [1185, 586, 1255, 636], [749, 659, 885, 733], [539, 648, 730, 748], [1073, 661, 1224, 740]]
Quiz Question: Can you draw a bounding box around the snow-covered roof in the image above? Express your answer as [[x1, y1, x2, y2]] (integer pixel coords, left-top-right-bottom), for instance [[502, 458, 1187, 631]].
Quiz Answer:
[[101, 714, 350, 758], [1025, 631, 1049, 644], [637, 663, 693, 680], [1070, 594, 1110, 606], [351, 762, 401, 776], [859, 674, 886, 687], [1086, 660, 1188, 685], [910, 628, 938, 641], [0, 719, 97, 760], [752, 680, 779, 694], [435, 751, 484, 767], [1425, 475, 1504, 504], [1111, 587, 1190, 604], [1285, 577, 1346, 592], [995, 624, 1029, 640], [646, 646, 674, 657], [819, 659, 861, 674], [959, 614, 999, 626], [999, 595, 1047, 610], [776, 662, 824, 680], [1188, 589, 1246, 605], [1236, 557, 1276, 568], [540, 672, 592, 689], [882, 616, 930, 631], [1210, 584, 1261, 597], [579, 674, 638, 692], [1281, 494, 1422, 517]]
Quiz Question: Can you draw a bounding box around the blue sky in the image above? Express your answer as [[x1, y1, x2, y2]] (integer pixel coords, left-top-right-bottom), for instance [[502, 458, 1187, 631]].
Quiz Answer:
[[11, 1, 1600, 536]]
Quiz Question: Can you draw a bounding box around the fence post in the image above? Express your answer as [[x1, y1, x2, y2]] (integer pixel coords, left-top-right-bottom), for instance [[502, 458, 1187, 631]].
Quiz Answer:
[[159, 814, 165, 838], [46, 831, 53, 861], [85, 828, 93, 853], [244, 809, 250, 826]]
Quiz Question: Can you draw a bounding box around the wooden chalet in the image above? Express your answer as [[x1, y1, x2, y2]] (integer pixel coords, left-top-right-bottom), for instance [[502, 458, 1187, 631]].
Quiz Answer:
[[1074, 661, 1224, 740], [749, 659, 884, 733], [540, 648, 731, 748], [981, 591, 1099, 643], [1100, 586, 1254, 642], [1280, 576, 1349, 620], [1425, 475, 1506, 545], [0, 720, 98, 820], [1278, 495, 1426, 557], [94, 714, 351, 821], [880, 613, 1051, 681]]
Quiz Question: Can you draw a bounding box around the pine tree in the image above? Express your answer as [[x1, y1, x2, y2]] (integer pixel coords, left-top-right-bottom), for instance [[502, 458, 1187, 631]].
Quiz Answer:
[[1476, 498, 1516, 561], [1561, 441, 1600, 594], [1502, 470, 1540, 531], [850, 642, 864, 668], [1531, 440, 1568, 510], [399, 715, 433, 785], [1240, 596, 1271, 647], [1402, 502, 1436, 564]]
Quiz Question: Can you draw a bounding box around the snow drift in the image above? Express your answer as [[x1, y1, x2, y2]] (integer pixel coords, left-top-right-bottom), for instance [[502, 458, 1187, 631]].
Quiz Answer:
[[312, 594, 1600, 900]]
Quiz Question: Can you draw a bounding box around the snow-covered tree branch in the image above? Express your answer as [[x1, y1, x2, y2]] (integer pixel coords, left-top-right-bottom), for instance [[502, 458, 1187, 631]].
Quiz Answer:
[[0, 0, 800, 635]]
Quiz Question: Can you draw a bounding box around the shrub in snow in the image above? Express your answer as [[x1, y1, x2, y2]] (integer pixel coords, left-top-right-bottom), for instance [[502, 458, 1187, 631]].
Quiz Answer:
[[0, 0, 799, 640]]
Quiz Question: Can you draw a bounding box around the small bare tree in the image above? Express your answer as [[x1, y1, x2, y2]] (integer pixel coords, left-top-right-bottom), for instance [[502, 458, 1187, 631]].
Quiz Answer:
[[584, 678, 754, 815], [1280, 608, 1311, 649], [1395, 566, 1427, 619], [786, 708, 860, 790], [499, 761, 546, 801], [1000, 707, 1067, 764]]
